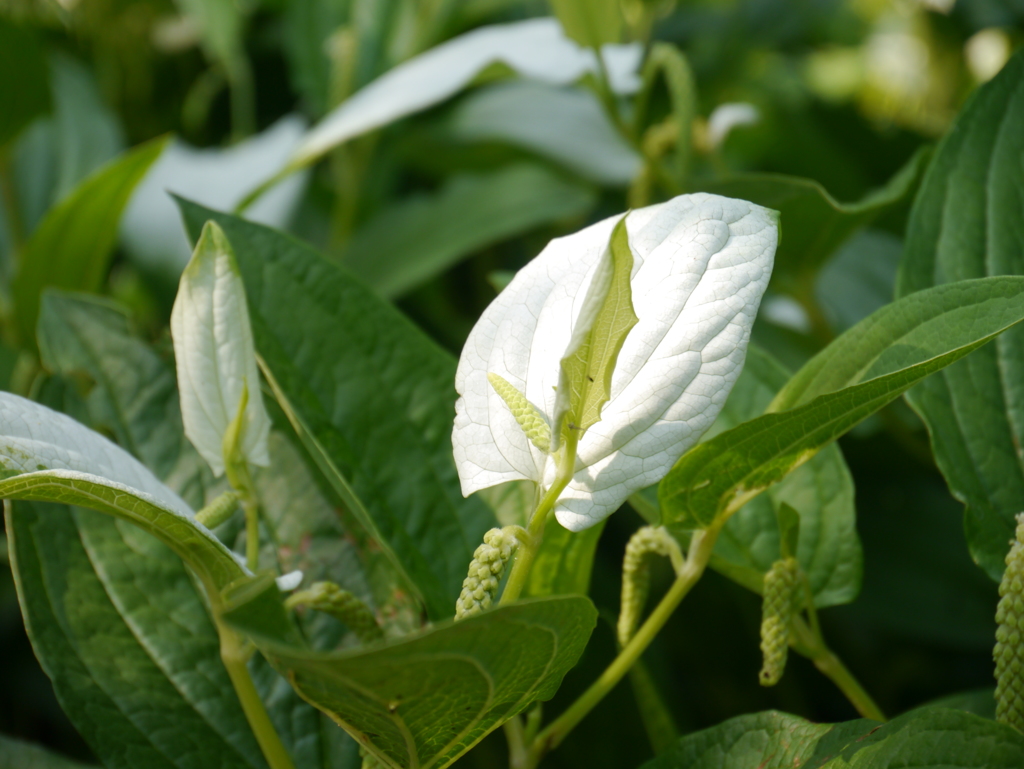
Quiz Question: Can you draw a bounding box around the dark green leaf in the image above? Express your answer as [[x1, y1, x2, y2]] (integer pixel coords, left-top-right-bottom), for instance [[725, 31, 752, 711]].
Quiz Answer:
[[816, 229, 902, 335], [641, 708, 1024, 768], [895, 47, 1024, 580], [178, 200, 497, 620], [223, 588, 597, 769], [0, 734, 94, 768], [341, 163, 595, 298], [523, 517, 605, 598], [6, 501, 263, 769], [660, 278, 1024, 530], [12, 138, 166, 348], [697, 147, 927, 290], [0, 19, 50, 149]]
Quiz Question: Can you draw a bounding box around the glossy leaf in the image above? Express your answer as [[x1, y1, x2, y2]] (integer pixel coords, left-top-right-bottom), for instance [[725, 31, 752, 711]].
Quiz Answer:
[[178, 200, 496, 620], [453, 194, 777, 531], [448, 82, 640, 185], [895, 47, 1024, 580], [660, 277, 1024, 530], [697, 147, 927, 289], [341, 163, 595, 298], [11, 137, 165, 348], [640, 708, 1024, 768], [0, 20, 50, 149], [292, 18, 642, 166], [223, 589, 597, 769]]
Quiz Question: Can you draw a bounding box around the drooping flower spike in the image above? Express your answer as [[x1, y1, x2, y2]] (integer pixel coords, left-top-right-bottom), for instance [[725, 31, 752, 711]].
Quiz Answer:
[[453, 193, 778, 531]]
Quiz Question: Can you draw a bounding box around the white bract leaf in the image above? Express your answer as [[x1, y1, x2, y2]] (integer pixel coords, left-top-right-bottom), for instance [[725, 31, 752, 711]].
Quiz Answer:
[[171, 221, 270, 477], [0, 391, 193, 519], [706, 102, 760, 149], [449, 81, 642, 186], [120, 115, 309, 278], [453, 193, 778, 531], [292, 17, 642, 166]]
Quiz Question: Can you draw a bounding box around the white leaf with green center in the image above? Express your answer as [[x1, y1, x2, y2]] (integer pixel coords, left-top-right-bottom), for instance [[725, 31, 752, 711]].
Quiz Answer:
[[453, 193, 778, 531], [171, 221, 270, 476], [292, 17, 642, 166]]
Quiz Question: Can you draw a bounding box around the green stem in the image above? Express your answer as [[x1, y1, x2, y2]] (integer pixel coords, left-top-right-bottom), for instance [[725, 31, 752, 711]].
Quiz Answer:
[[503, 716, 529, 769], [500, 439, 578, 605], [217, 620, 297, 769], [227, 55, 256, 142], [791, 615, 885, 721], [527, 525, 720, 763], [242, 496, 259, 572]]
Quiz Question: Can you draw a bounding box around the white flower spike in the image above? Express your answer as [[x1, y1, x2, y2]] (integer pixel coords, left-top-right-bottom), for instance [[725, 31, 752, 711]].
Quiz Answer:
[[453, 193, 778, 531], [171, 221, 271, 477]]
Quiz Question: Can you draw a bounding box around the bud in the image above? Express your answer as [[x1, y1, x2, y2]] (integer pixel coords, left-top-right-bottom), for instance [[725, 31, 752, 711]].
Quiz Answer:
[[195, 490, 240, 529], [455, 527, 518, 619], [286, 582, 383, 643], [618, 526, 682, 647], [996, 513, 1024, 731], [759, 556, 800, 687]]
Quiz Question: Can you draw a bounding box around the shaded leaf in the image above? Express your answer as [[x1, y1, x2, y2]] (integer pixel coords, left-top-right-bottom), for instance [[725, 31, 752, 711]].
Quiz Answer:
[[0, 19, 50, 149], [895, 46, 1024, 580], [0, 734, 94, 769], [178, 200, 496, 620], [224, 587, 597, 769]]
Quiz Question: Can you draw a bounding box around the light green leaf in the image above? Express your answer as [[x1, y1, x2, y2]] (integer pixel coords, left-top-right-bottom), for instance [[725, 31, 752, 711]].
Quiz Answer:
[[0, 19, 50, 149], [660, 277, 1024, 531], [171, 221, 271, 476], [11, 137, 165, 348], [635, 345, 860, 607], [697, 147, 928, 290], [555, 215, 638, 440], [448, 82, 640, 185], [178, 200, 497, 620], [341, 163, 595, 298], [895, 46, 1024, 581], [640, 708, 1024, 768], [223, 583, 597, 769], [548, 0, 622, 47], [0, 734, 94, 769]]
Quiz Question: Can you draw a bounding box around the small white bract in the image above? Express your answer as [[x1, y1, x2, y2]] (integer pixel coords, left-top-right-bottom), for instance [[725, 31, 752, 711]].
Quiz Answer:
[[452, 193, 778, 531]]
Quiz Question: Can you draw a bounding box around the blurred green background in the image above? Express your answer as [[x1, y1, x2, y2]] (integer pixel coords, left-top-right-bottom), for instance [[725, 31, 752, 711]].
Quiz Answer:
[[0, 0, 1022, 764]]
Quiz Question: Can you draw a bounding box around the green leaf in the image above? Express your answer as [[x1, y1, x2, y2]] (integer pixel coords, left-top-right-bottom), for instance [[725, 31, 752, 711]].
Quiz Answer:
[[816, 229, 902, 335], [636, 345, 860, 607], [640, 708, 1024, 768], [35, 295, 359, 768], [895, 47, 1024, 581], [660, 277, 1024, 531], [697, 147, 928, 290], [11, 137, 166, 348], [6, 501, 264, 769], [548, 0, 622, 47], [523, 517, 605, 598], [0, 734, 94, 769], [223, 588, 597, 769], [556, 215, 638, 439], [178, 200, 497, 620], [0, 19, 50, 149], [340, 163, 595, 298]]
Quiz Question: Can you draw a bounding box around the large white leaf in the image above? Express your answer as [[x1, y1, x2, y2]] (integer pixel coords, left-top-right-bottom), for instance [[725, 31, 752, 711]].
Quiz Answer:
[[292, 17, 642, 166], [0, 391, 192, 519], [120, 115, 308, 278], [453, 193, 778, 531], [171, 221, 270, 476], [448, 81, 641, 185]]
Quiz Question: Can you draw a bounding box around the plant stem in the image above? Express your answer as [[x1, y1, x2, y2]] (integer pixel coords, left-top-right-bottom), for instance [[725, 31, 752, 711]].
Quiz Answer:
[[791, 615, 885, 722], [217, 621, 297, 769], [242, 496, 260, 571], [500, 439, 578, 605], [503, 716, 529, 769], [527, 525, 720, 763]]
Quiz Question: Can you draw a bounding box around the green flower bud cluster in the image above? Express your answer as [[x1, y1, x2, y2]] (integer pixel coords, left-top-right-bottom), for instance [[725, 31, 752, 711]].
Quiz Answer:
[[455, 527, 518, 619], [195, 490, 240, 528], [287, 581, 384, 643], [618, 526, 683, 647], [759, 556, 800, 687], [996, 514, 1024, 731]]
